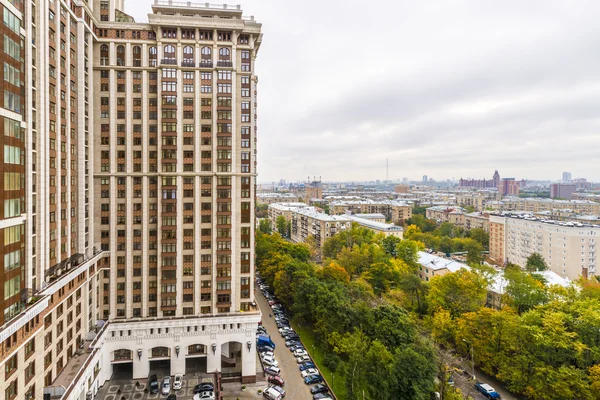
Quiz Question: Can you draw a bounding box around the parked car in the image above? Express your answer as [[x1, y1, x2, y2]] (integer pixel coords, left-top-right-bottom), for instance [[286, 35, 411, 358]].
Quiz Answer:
[[300, 362, 316, 371], [263, 357, 279, 368], [260, 351, 275, 359], [296, 355, 311, 363], [301, 368, 319, 378], [310, 384, 329, 394], [279, 327, 293, 334], [161, 376, 171, 395], [268, 375, 285, 387], [193, 392, 215, 400], [265, 366, 281, 376], [193, 382, 214, 393], [258, 345, 275, 353], [262, 386, 283, 400], [474, 383, 501, 399], [286, 340, 302, 347], [313, 394, 333, 400], [148, 375, 159, 394], [304, 375, 323, 385], [173, 374, 183, 390], [289, 345, 304, 352], [270, 385, 286, 398], [166, 395, 177, 400], [293, 349, 308, 357]]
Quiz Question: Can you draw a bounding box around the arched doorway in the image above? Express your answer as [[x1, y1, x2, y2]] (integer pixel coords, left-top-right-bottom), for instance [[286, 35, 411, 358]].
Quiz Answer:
[[149, 346, 171, 377], [111, 349, 133, 380], [185, 344, 207, 375], [221, 341, 243, 377]]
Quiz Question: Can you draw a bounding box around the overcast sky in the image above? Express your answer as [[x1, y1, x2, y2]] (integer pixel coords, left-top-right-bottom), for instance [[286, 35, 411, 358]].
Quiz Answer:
[[125, 0, 600, 183]]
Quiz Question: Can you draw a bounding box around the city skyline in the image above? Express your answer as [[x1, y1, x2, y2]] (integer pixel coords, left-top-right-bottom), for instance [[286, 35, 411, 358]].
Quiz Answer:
[[125, 0, 600, 182]]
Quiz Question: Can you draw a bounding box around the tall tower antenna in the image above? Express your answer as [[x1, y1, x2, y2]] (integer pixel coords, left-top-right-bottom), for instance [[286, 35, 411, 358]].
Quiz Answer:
[[386, 158, 389, 182]]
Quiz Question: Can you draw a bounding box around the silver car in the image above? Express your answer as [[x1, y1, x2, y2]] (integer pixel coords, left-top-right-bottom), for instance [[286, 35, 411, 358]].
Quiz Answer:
[[161, 376, 171, 395]]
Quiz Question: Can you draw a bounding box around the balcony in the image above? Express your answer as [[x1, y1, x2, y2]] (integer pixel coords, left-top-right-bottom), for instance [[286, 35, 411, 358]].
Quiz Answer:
[[161, 59, 177, 65], [199, 61, 213, 68], [181, 60, 195, 67], [217, 61, 232, 68]]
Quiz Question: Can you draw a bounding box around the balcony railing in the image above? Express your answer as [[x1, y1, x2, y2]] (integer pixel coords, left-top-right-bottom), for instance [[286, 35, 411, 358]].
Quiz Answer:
[[181, 60, 195, 67], [217, 61, 232, 67], [199, 61, 213, 68], [161, 59, 177, 65]]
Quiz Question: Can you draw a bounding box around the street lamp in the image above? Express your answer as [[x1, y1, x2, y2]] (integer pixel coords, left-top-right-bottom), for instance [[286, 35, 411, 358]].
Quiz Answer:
[[246, 341, 252, 352], [137, 349, 143, 360], [211, 343, 217, 355], [175, 346, 180, 357], [463, 339, 476, 381]]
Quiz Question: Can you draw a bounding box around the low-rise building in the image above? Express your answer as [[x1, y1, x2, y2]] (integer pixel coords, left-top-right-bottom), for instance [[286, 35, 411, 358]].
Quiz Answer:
[[486, 197, 600, 216], [353, 213, 387, 223], [489, 213, 600, 280], [290, 209, 352, 248], [257, 192, 300, 205], [330, 200, 412, 224], [464, 212, 491, 232], [426, 206, 466, 225], [487, 270, 571, 309], [346, 216, 404, 238], [267, 203, 311, 232], [550, 184, 576, 199], [417, 252, 466, 282]]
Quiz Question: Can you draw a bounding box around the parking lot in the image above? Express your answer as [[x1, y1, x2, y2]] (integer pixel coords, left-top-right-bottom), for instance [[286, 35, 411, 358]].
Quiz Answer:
[[95, 376, 214, 400], [255, 279, 333, 400]]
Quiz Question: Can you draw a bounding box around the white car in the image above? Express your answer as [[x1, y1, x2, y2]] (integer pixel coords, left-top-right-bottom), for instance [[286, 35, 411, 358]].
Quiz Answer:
[[260, 351, 275, 359], [161, 376, 171, 395], [172, 374, 183, 390], [301, 368, 320, 378], [293, 349, 308, 357], [278, 327, 293, 334], [296, 355, 311, 363], [262, 356, 279, 367], [193, 392, 215, 400]]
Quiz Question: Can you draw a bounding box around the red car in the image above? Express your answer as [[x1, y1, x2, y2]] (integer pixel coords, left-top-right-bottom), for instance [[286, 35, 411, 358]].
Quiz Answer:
[[268, 375, 285, 387]]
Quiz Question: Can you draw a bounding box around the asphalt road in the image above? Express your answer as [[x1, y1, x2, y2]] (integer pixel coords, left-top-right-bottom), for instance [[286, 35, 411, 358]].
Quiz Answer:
[[255, 288, 315, 399]]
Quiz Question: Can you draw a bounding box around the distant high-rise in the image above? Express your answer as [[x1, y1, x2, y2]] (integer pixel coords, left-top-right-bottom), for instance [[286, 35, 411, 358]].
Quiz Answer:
[[498, 178, 520, 196], [422, 175, 428, 182], [551, 184, 576, 199], [459, 170, 501, 189], [563, 172, 572, 183]]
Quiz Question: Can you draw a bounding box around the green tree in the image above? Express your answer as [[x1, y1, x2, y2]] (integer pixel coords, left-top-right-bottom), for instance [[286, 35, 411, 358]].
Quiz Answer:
[[468, 228, 490, 250], [427, 269, 488, 317], [504, 268, 548, 314], [317, 261, 351, 284], [275, 215, 288, 237], [396, 239, 424, 272], [258, 218, 271, 234], [380, 235, 401, 257], [525, 252, 548, 272]]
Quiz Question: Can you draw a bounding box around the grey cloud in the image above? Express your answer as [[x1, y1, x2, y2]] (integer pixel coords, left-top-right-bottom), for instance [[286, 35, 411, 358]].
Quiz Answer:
[[125, 0, 600, 182]]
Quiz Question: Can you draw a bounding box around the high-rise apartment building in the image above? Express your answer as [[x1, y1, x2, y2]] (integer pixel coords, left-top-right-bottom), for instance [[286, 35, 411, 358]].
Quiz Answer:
[[489, 214, 598, 280], [1, 1, 262, 399], [498, 178, 519, 196], [562, 171, 572, 183], [550, 183, 576, 199]]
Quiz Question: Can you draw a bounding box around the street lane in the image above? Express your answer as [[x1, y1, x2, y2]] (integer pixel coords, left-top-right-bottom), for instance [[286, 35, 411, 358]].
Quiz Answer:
[[255, 288, 314, 399]]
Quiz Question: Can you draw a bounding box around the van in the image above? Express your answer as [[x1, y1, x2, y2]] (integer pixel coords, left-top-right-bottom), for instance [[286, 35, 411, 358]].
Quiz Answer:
[[262, 387, 282, 400]]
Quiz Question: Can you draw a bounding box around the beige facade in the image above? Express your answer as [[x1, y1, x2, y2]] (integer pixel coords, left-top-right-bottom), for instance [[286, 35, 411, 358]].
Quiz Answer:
[[487, 197, 600, 215], [257, 192, 300, 205], [426, 206, 466, 225], [290, 209, 351, 248], [267, 202, 310, 232], [464, 212, 490, 232], [1, 1, 263, 398], [489, 214, 599, 280], [330, 200, 412, 224]]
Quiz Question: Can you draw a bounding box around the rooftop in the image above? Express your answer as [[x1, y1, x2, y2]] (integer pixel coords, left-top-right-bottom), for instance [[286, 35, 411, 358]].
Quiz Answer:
[[347, 216, 403, 232], [268, 202, 311, 211], [294, 208, 352, 222], [492, 212, 600, 229], [418, 252, 468, 272]]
